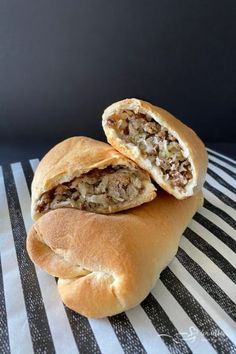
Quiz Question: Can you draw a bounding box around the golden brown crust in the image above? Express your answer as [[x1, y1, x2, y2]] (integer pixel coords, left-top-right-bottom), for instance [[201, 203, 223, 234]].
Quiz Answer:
[[102, 98, 208, 199], [31, 136, 156, 220], [27, 190, 203, 318]]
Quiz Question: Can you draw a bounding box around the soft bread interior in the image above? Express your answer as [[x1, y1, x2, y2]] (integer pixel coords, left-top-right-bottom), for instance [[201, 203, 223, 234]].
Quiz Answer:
[[104, 108, 196, 198], [35, 164, 156, 216]]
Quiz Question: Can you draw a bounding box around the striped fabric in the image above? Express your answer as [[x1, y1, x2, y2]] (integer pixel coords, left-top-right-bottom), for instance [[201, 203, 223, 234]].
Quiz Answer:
[[0, 148, 235, 354]]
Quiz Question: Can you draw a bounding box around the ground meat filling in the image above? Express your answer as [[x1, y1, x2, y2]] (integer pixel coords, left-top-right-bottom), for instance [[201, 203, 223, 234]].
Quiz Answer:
[[36, 166, 145, 214], [107, 110, 193, 191]]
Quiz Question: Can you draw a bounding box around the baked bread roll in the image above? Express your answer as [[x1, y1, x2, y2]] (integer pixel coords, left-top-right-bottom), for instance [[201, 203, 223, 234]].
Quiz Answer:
[[27, 190, 203, 318], [102, 98, 208, 199], [31, 136, 156, 220]]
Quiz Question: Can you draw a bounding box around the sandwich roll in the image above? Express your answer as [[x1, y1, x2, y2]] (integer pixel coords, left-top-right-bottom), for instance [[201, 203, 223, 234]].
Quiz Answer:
[[31, 136, 156, 220], [102, 98, 208, 199], [27, 190, 203, 318]]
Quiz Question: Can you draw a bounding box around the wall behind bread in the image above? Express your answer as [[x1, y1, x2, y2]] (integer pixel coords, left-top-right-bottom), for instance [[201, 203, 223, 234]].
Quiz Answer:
[[0, 1, 235, 149]]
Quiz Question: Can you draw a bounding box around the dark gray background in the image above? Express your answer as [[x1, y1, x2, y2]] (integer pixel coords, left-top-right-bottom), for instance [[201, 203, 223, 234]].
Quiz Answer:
[[0, 0, 236, 162]]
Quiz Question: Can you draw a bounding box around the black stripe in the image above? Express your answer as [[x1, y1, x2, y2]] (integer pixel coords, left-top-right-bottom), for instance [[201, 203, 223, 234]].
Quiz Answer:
[[21, 160, 34, 196], [209, 158, 236, 179], [0, 255, 10, 354], [64, 308, 101, 354], [177, 247, 236, 323], [22, 162, 102, 353], [207, 168, 236, 194], [184, 228, 236, 284], [161, 267, 236, 353], [204, 181, 236, 209], [207, 150, 236, 168], [2, 164, 56, 353], [141, 294, 192, 354], [194, 212, 236, 252], [109, 313, 147, 354], [203, 198, 236, 230]]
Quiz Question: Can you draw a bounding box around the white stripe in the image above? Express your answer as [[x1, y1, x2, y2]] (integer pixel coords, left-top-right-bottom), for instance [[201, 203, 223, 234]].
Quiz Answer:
[[208, 163, 236, 185], [209, 162, 236, 186], [125, 306, 170, 354], [208, 155, 236, 174], [29, 159, 39, 172], [180, 237, 236, 303], [198, 206, 236, 242], [0, 167, 34, 354], [11, 162, 78, 354], [206, 174, 236, 202], [203, 188, 236, 220], [152, 281, 216, 354], [89, 318, 123, 354], [20, 160, 124, 354], [189, 219, 236, 268], [207, 148, 236, 165], [169, 258, 236, 345]]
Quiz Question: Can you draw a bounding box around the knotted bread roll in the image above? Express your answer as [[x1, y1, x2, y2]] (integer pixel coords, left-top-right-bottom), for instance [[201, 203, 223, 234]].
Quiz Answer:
[[27, 190, 203, 318]]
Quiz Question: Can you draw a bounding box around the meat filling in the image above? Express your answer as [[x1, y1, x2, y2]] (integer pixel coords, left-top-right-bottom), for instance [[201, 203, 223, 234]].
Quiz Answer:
[[36, 166, 145, 214], [107, 110, 193, 191]]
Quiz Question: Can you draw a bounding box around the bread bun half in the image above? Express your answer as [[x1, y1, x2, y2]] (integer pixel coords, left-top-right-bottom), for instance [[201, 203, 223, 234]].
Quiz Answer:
[[31, 136, 156, 220], [27, 190, 203, 318], [102, 98, 208, 199]]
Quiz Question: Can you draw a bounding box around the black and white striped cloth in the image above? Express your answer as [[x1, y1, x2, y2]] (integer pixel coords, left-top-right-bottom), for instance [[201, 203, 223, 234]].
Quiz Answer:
[[0, 148, 235, 354]]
